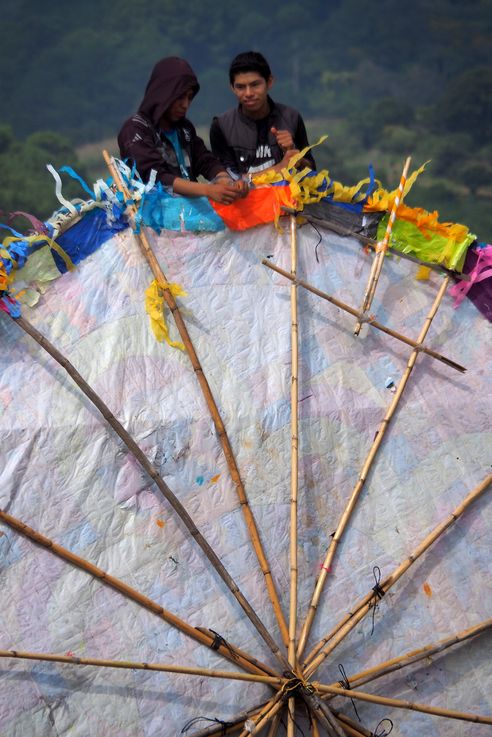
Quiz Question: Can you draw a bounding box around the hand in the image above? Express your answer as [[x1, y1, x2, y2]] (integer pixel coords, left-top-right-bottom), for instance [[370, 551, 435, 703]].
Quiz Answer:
[[207, 179, 242, 204], [271, 126, 295, 151], [233, 179, 249, 199], [215, 171, 249, 198], [277, 148, 300, 171]]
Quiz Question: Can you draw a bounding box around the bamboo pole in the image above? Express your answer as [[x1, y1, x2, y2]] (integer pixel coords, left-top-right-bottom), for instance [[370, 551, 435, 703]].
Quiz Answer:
[[314, 700, 347, 737], [11, 313, 291, 673], [354, 157, 411, 336], [0, 508, 275, 678], [329, 709, 373, 737], [288, 214, 299, 737], [323, 617, 492, 695], [184, 720, 244, 737], [261, 261, 465, 373], [231, 683, 345, 737], [304, 473, 492, 678], [298, 276, 452, 660], [237, 693, 285, 737], [266, 712, 282, 737], [183, 702, 268, 737], [313, 711, 366, 737], [185, 724, 242, 737], [315, 682, 492, 725], [0, 649, 285, 686], [103, 150, 289, 647], [287, 695, 296, 737], [335, 723, 366, 737]]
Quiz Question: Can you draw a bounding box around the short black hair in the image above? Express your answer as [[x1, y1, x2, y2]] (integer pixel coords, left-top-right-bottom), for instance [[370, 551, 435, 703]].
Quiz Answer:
[[229, 51, 272, 85]]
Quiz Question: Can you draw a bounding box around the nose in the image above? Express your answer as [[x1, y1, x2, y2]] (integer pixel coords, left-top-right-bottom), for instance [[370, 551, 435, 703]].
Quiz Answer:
[[177, 93, 191, 110]]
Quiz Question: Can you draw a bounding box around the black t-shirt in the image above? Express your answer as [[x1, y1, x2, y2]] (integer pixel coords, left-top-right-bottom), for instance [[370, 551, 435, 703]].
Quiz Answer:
[[251, 117, 276, 173]]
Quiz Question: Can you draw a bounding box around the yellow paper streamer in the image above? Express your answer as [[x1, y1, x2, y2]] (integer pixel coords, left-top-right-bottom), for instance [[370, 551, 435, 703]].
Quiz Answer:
[[1, 233, 75, 293], [415, 265, 431, 281], [46, 236, 75, 272], [0, 263, 8, 291], [252, 135, 332, 211], [251, 135, 384, 217], [145, 279, 187, 350], [364, 161, 429, 212]]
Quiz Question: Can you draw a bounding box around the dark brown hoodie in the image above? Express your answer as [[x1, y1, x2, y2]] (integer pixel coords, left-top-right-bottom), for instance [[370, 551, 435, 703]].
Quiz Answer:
[[118, 57, 223, 187]]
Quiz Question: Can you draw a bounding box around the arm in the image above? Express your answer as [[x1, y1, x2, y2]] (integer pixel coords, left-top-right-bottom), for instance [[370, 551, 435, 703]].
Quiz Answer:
[[119, 118, 243, 201], [172, 176, 244, 204], [268, 119, 316, 174]]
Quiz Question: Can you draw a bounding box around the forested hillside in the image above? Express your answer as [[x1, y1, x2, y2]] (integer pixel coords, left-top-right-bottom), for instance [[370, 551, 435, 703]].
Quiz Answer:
[[1, 0, 491, 236]]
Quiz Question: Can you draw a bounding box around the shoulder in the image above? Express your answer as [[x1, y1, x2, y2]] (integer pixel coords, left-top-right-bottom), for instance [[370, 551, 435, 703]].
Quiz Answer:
[[118, 113, 156, 144], [120, 113, 154, 133], [271, 101, 302, 123], [215, 107, 241, 129]]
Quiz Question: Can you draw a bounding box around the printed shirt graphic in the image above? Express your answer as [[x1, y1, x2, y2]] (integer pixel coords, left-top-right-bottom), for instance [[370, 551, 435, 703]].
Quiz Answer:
[[248, 118, 275, 173]]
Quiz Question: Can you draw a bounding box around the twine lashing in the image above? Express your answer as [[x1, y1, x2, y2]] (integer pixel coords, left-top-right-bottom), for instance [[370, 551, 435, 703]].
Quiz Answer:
[[207, 629, 238, 660], [338, 663, 361, 722], [370, 565, 385, 635], [181, 716, 232, 735], [281, 676, 317, 697], [373, 718, 394, 736]]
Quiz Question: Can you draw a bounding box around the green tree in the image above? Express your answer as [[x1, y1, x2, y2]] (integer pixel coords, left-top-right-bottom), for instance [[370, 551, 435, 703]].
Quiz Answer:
[[432, 67, 492, 145], [0, 127, 89, 220]]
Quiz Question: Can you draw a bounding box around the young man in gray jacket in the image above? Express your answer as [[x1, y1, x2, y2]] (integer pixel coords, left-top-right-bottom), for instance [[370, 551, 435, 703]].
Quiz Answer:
[[210, 51, 316, 178]]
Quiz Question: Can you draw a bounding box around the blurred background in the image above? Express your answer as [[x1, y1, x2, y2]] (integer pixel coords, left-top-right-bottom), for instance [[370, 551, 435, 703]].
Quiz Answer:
[[1, 0, 491, 239]]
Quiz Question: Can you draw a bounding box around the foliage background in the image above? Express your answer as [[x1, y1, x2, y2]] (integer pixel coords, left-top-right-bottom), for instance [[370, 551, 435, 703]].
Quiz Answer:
[[1, 0, 491, 238]]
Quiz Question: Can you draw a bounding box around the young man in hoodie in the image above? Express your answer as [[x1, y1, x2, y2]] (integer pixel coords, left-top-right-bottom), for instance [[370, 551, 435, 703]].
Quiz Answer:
[[210, 51, 315, 178], [118, 57, 244, 204]]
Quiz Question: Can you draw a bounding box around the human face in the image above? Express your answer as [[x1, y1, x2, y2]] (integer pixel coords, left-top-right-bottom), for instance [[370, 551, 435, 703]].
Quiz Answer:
[[161, 88, 194, 128], [231, 72, 273, 119]]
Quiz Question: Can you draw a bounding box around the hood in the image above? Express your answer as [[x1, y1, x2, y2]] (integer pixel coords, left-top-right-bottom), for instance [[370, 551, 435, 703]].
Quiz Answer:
[[137, 57, 200, 127]]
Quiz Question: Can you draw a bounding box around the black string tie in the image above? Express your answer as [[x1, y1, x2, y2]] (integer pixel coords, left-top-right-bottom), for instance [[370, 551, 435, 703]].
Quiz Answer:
[[372, 718, 394, 736], [181, 716, 232, 735], [208, 629, 238, 660], [338, 663, 361, 722], [309, 221, 323, 262], [370, 565, 385, 635], [280, 711, 308, 737]]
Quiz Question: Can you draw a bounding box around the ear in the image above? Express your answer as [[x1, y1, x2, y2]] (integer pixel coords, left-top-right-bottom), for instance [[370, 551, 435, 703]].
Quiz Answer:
[[267, 75, 274, 90]]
